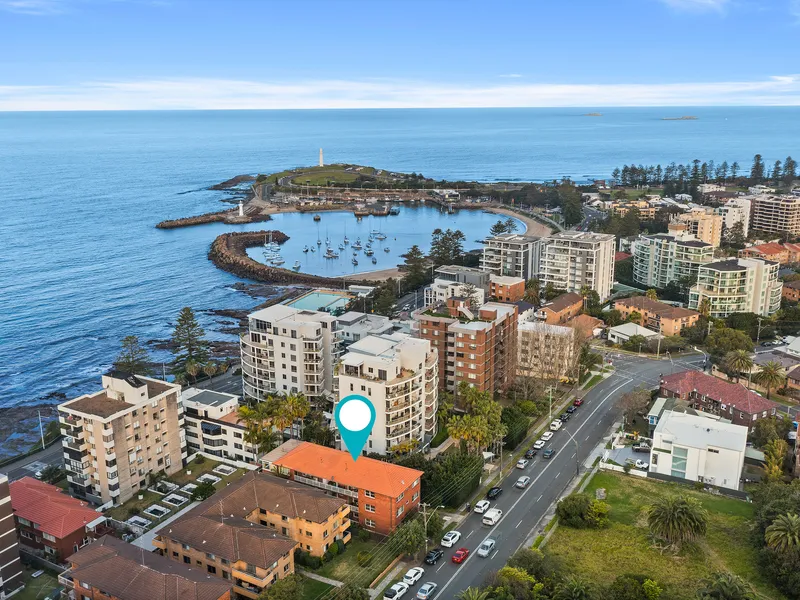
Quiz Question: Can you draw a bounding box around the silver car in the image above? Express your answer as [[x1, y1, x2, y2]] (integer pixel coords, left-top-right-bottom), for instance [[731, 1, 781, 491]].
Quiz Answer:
[[515, 475, 531, 489], [416, 582, 438, 599], [477, 538, 496, 557]]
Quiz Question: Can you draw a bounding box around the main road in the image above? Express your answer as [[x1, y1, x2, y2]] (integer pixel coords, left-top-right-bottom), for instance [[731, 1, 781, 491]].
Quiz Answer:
[[404, 352, 705, 599]]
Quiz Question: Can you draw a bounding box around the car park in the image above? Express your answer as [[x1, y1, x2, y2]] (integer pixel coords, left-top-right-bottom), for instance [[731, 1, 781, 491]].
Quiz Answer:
[[515, 475, 531, 489], [533, 440, 546, 449], [403, 567, 425, 586], [541, 431, 554, 441], [487, 486, 503, 499], [424, 549, 444, 565], [384, 582, 410, 600], [452, 548, 470, 563], [416, 582, 438, 599], [524, 448, 537, 459], [543, 448, 556, 459], [477, 538, 496, 557], [473, 500, 491, 514], [516, 459, 529, 469], [441, 531, 461, 547]]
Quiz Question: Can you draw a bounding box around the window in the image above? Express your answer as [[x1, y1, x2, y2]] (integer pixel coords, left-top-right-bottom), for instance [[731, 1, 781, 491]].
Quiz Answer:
[[364, 490, 375, 499], [172, 551, 179, 558], [365, 519, 376, 528], [397, 506, 404, 517], [397, 492, 404, 502], [708, 448, 719, 454], [305, 531, 312, 537], [17, 517, 31, 527], [671, 447, 688, 478], [183, 556, 191, 564], [412, 491, 419, 501], [365, 504, 376, 513], [207, 565, 217, 575], [43, 533, 56, 542]]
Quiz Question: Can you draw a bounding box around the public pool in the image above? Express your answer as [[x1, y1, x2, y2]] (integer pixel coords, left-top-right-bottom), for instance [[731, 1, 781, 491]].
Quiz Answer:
[[287, 291, 352, 312]]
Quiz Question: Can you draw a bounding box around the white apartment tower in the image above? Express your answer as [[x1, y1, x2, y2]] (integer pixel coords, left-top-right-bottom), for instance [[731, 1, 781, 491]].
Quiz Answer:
[[540, 232, 616, 301], [689, 257, 782, 318], [240, 304, 341, 404], [336, 333, 438, 455], [715, 197, 751, 239], [631, 233, 714, 289], [480, 234, 545, 281]]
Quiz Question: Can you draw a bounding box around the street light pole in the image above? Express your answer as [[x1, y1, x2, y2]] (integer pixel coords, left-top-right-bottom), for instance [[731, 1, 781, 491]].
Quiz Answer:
[[419, 503, 445, 553]]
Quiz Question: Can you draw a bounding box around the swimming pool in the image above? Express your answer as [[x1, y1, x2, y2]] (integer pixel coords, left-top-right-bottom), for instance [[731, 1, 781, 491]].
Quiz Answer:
[[287, 291, 352, 312]]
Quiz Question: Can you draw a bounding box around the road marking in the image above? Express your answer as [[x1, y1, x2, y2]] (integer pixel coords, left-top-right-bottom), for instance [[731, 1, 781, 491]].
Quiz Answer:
[[436, 564, 445, 572], [571, 452, 576, 459], [491, 550, 498, 559], [516, 519, 523, 528], [537, 494, 542, 502], [585, 434, 590, 441], [466, 531, 473, 538], [556, 471, 561, 478]]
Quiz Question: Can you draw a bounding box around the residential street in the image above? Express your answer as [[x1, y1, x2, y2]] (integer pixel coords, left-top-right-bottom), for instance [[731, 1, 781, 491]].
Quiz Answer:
[[403, 352, 706, 599], [3, 441, 64, 482]]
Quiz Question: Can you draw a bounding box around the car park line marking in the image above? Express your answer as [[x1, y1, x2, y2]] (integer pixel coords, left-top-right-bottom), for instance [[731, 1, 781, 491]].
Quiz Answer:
[[516, 519, 523, 528], [537, 494, 542, 502], [585, 434, 591, 441], [491, 550, 498, 559], [466, 531, 473, 538]]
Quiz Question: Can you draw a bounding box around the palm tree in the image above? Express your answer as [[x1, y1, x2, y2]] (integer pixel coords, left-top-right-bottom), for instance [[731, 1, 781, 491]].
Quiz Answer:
[[203, 362, 217, 389], [765, 513, 800, 552], [753, 360, 786, 398], [723, 350, 753, 383], [647, 495, 708, 546], [646, 289, 658, 301], [457, 588, 491, 600], [555, 577, 593, 600], [698, 572, 753, 600], [285, 392, 310, 439], [184, 360, 200, 385], [447, 414, 490, 453], [239, 402, 275, 462], [698, 297, 711, 318], [524, 278, 541, 307], [270, 397, 294, 442]]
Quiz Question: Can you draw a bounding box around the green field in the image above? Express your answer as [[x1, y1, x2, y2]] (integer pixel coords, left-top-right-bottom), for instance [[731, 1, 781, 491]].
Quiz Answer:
[[545, 472, 780, 600], [301, 577, 334, 600], [289, 170, 360, 186], [16, 567, 59, 600], [315, 537, 394, 589]]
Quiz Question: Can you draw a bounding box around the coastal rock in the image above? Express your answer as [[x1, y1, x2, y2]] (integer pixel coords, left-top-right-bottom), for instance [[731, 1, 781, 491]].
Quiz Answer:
[[156, 210, 272, 229], [209, 174, 256, 190]]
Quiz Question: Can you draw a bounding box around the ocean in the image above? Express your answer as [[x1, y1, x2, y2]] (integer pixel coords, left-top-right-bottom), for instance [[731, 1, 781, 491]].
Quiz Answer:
[[2, 107, 799, 409]]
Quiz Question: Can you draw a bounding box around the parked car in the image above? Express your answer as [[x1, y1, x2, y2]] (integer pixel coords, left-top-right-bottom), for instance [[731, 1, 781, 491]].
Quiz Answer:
[[482, 508, 503, 525], [441, 531, 461, 548], [632, 442, 651, 453], [516, 459, 529, 469], [477, 538, 496, 557], [524, 448, 537, 459], [550, 420, 563, 432], [533, 440, 546, 449], [487, 486, 503, 499], [424, 549, 444, 565], [473, 500, 491, 514], [403, 567, 425, 586], [515, 476, 531, 489], [559, 412, 570, 422], [541, 431, 554, 441], [566, 406, 577, 414], [543, 448, 556, 459], [452, 548, 470, 564], [635, 459, 650, 470], [416, 582, 438, 600], [384, 582, 410, 600], [573, 399, 584, 407]]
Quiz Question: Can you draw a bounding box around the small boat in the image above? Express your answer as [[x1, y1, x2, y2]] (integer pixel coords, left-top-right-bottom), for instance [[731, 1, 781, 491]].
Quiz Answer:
[[313, 214, 321, 221], [353, 251, 358, 256], [352, 258, 358, 265], [338, 243, 345, 250], [365, 249, 374, 256], [343, 236, 349, 245], [371, 229, 380, 235], [384, 247, 390, 253], [375, 232, 387, 240], [368, 235, 374, 242], [292, 261, 301, 271], [389, 207, 400, 215], [303, 246, 309, 253], [271, 258, 285, 266], [316, 239, 322, 245], [310, 246, 315, 252], [372, 257, 377, 264], [352, 242, 362, 250]]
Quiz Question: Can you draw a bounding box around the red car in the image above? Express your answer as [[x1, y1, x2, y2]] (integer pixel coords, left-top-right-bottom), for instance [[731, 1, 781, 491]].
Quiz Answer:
[[452, 548, 470, 564], [573, 398, 584, 407]]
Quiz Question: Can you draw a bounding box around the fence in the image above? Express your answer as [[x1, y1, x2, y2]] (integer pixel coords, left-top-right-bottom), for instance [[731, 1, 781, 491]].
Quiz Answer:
[[184, 451, 259, 471], [646, 471, 751, 500]]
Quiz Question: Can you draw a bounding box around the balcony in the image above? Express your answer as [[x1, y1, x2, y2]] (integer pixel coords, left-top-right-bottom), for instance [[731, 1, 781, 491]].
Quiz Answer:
[[294, 475, 358, 498], [64, 438, 88, 452], [385, 399, 413, 414], [58, 571, 74, 589], [387, 412, 412, 427], [386, 424, 413, 439]]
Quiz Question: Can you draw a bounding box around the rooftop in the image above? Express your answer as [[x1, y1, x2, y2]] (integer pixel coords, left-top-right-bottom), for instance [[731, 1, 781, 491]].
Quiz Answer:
[[10, 477, 104, 539], [540, 292, 583, 314], [249, 302, 335, 325], [547, 231, 615, 242], [486, 233, 542, 243], [702, 259, 748, 272], [435, 264, 486, 275], [614, 296, 700, 320], [608, 322, 661, 338], [271, 441, 423, 498], [68, 535, 232, 600], [742, 242, 787, 255], [63, 392, 132, 418], [655, 410, 748, 452], [182, 389, 238, 408], [661, 370, 780, 416]]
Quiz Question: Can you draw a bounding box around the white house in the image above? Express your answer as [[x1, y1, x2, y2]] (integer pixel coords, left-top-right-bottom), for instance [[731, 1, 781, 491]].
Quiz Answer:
[[607, 322, 661, 345], [650, 410, 747, 490], [182, 388, 258, 464]]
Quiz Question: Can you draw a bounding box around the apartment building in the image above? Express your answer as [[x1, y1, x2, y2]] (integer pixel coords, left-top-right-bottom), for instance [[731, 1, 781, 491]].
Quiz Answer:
[[517, 322, 577, 381], [182, 388, 257, 464], [335, 311, 397, 347], [418, 298, 518, 394], [609, 199, 658, 220], [751, 195, 800, 235], [337, 333, 438, 454], [715, 197, 751, 238], [489, 274, 526, 303], [688, 257, 782, 318], [480, 233, 546, 281], [58, 373, 187, 506], [650, 410, 747, 490], [264, 440, 423, 534], [660, 370, 778, 430], [423, 265, 488, 307], [534, 292, 584, 325], [667, 209, 723, 247], [783, 280, 800, 302], [61, 535, 232, 600], [613, 297, 700, 336], [0, 475, 23, 599], [240, 304, 341, 404], [631, 233, 714, 289], [739, 242, 791, 264], [540, 232, 616, 301], [10, 477, 108, 562]]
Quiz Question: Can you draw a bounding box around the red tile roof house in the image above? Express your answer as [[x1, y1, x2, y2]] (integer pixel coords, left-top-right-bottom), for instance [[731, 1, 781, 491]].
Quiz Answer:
[[10, 477, 110, 563], [660, 371, 779, 430]]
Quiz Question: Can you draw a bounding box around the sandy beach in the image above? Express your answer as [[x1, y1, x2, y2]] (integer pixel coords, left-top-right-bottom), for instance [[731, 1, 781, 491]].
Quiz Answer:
[[483, 207, 554, 237]]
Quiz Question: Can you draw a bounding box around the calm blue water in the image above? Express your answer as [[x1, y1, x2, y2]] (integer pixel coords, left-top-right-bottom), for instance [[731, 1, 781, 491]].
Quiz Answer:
[[2, 107, 799, 408]]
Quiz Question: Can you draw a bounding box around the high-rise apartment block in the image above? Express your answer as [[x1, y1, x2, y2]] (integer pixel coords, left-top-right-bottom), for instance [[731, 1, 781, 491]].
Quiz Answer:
[[480, 233, 545, 281], [418, 298, 517, 395], [668, 209, 723, 247], [0, 475, 23, 599], [689, 257, 782, 318], [631, 233, 714, 289], [240, 304, 341, 404], [58, 373, 187, 506], [337, 333, 438, 454], [751, 195, 800, 235], [424, 265, 489, 307], [715, 197, 751, 238], [540, 232, 616, 301]]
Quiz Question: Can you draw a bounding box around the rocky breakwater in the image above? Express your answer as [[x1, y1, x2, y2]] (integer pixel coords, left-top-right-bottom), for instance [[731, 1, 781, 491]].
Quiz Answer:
[[156, 209, 272, 229], [208, 230, 371, 286]]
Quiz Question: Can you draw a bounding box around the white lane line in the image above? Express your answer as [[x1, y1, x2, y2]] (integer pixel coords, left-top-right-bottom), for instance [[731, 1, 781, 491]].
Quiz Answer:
[[556, 471, 561, 478], [571, 452, 576, 459], [436, 376, 633, 599], [585, 434, 591, 441], [516, 519, 523, 528], [466, 531, 473, 538], [436, 564, 445, 572], [537, 494, 542, 502]]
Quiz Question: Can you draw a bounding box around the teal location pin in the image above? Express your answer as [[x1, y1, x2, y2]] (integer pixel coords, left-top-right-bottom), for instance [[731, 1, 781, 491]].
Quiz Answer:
[[335, 394, 376, 461]]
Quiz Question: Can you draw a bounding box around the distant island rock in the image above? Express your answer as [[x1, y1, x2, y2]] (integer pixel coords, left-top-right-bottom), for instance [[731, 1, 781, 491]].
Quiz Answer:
[[662, 116, 698, 121], [583, 112, 603, 117]]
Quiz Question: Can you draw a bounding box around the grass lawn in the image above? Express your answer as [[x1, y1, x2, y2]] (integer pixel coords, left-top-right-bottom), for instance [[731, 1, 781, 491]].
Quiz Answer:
[[314, 537, 394, 588], [583, 374, 604, 390], [430, 422, 449, 448], [16, 567, 59, 600], [289, 170, 360, 186], [301, 577, 334, 600], [545, 471, 781, 600]]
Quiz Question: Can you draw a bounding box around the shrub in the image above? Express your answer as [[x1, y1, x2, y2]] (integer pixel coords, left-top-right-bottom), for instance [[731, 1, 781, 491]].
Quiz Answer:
[[336, 539, 346, 554], [323, 550, 333, 563], [586, 499, 610, 528], [358, 528, 371, 542], [556, 493, 609, 529], [128, 507, 141, 517], [191, 481, 216, 501], [328, 542, 339, 557], [194, 455, 205, 465], [356, 551, 372, 566]]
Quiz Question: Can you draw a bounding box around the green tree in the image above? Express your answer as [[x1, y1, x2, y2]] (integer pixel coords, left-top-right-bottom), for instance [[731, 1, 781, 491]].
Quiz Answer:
[[555, 578, 594, 600], [626, 311, 642, 325], [764, 438, 789, 482], [184, 360, 201, 385], [753, 360, 786, 398], [724, 221, 746, 247], [429, 228, 466, 266], [773, 160, 783, 184], [751, 416, 793, 449], [113, 335, 151, 374], [750, 154, 765, 183], [705, 327, 754, 357], [647, 495, 708, 547], [389, 517, 426, 558], [765, 513, 800, 552], [697, 572, 753, 600], [257, 574, 303, 600], [39, 465, 64, 484], [490, 220, 508, 236], [645, 289, 658, 300], [722, 350, 753, 383], [191, 481, 216, 501], [337, 582, 369, 600], [171, 307, 209, 370], [615, 387, 650, 426], [559, 183, 584, 227], [642, 579, 662, 600], [604, 309, 624, 327], [373, 280, 397, 316], [239, 402, 278, 461], [698, 298, 711, 318], [784, 156, 797, 185], [401, 245, 428, 289], [447, 413, 491, 453], [458, 589, 491, 600], [504, 217, 519, 233], [203, 362, 217, 387]]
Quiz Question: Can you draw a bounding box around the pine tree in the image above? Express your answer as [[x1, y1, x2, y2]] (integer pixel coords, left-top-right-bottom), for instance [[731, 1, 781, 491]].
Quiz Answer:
[[401, 245, 428, 289], [731, 162, 740, 180], [784, 156, 797, 184], [750, 154, 765, 182], [773, 160, 782, 184], [490, 220, 507, 236], [113, 336, 151, 374], [171, 307, 209, 370]]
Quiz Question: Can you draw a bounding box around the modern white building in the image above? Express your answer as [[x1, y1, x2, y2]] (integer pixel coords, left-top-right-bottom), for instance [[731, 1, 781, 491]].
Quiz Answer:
[[181, 388, 257, 464], [335, 311, 397, 347], [480, 233, 546, 281], [424, 265, 489, 307], [715, 197, 751, 239], [539, 231, 616, 301], [240, 304, 341, 404], [336, 333, 438, 454], [631, 233, 714, 289], [650, 410, 747, 490], [517, 321, 577, 381], [689, 257, 782, 318], [607, 322, 661, 345]]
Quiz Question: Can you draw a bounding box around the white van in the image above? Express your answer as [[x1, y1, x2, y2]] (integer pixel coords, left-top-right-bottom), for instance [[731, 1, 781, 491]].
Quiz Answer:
[[482, 508, 503, 526], [549, 419, 563, 432]]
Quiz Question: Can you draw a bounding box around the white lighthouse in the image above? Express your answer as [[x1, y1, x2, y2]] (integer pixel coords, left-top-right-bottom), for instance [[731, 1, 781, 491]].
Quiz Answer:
[[319, 148, 324, 167]]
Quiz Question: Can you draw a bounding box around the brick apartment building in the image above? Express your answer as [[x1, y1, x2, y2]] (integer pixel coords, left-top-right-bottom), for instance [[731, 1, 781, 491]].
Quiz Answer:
[[660, 371, 779, 430], [61, 535, 232, 600], [0, 475, 23, 599], [613, 296, 700, 336], [263, 441, 423, 535], [784, 280, 800, 302], [417, 298, 518, 395], [534, 292, 584, 325], [488, 274, 526, 303], [9, 477, 109, 562]]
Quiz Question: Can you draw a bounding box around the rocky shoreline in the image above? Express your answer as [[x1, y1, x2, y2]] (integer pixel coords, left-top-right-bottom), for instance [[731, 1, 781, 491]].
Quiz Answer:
[[208, 229, 373, 287], [156, 209, 272, 229]]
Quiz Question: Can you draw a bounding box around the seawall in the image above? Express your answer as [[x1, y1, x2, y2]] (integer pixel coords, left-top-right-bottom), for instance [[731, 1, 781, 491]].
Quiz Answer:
[[208, 230, 373, 287], [156, 210, 272, 229]]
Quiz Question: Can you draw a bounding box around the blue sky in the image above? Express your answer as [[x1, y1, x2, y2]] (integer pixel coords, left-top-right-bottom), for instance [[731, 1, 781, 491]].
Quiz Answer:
[[2, 0, 800, 109]]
